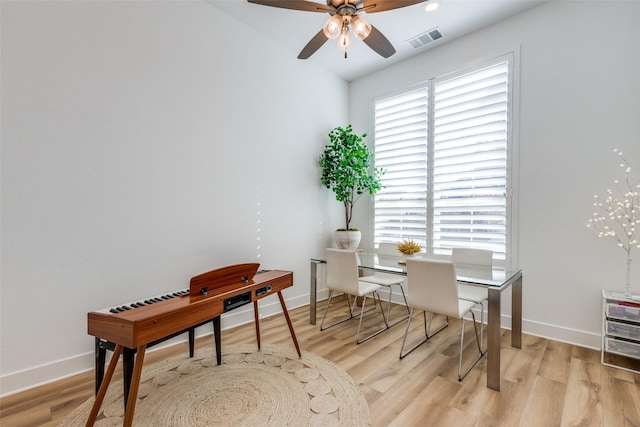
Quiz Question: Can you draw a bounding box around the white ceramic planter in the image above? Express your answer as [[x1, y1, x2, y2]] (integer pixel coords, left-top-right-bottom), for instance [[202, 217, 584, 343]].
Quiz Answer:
[[334, 230, 361, 250]]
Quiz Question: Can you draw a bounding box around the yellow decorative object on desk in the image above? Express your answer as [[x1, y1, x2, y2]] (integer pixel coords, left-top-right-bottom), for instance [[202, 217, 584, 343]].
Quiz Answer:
[[396, 239, 423, 256]]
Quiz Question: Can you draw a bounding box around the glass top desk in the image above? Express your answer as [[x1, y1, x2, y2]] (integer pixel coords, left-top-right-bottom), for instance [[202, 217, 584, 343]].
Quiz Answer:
[[309, 253, 523, 391]]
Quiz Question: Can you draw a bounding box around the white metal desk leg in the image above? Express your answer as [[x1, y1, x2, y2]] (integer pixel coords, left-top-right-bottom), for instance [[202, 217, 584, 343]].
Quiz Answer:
[[512, 275, 523, 349], [310, 260, 319, 325], [487, 288, 501, 391]]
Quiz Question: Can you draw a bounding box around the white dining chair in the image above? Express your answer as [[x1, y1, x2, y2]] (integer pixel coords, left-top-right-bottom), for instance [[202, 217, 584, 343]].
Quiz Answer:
[[453, 247, 492, 266], [453, 247, 492, 354], [321, 248, 389, 344], [359, 242, 410, 325], [400, 258, 483, 380]]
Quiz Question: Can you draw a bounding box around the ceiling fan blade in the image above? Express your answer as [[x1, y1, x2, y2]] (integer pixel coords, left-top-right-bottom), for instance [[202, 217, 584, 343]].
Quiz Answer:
[[362, 0, 426, 13], [362, 24, 396, 58], [297, 29, 329, 59], [247, 0, 331, 13]]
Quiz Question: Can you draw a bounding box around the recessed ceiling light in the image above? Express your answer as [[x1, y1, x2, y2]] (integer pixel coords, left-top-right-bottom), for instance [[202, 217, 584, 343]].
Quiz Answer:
[[424, 1, 440, 12]]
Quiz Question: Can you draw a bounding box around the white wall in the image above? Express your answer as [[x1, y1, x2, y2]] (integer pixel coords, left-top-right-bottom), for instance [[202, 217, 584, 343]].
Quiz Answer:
[[0, 0, 346, 396], [3, 0, 640, 398], [350, 1, 640, 347]]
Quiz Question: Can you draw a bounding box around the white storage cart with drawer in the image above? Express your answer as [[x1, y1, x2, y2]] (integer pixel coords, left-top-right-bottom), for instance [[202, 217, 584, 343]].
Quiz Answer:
[[602, 290, 640, 373]]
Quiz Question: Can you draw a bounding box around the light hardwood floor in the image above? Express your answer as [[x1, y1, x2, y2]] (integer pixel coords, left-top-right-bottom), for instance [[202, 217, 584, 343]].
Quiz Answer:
[[1, 298, 639, 426]]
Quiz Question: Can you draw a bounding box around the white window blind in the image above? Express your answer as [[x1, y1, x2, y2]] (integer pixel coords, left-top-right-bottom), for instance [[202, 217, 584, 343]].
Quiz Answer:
[[374, 59, 510, 260], [433, 63, 508, 258], [374, 88, 428, 248]]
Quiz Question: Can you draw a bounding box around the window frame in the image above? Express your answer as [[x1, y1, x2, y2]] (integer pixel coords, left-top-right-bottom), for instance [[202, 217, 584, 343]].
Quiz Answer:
[[370, 52, 519, 268]]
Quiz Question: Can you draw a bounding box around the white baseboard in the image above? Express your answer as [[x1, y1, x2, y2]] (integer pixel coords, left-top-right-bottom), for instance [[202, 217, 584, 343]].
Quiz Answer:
[[0, 352, 96, 399], [521, 318, 601, 350], [381, 288, 602, 349], [0, 292, 601, 398]]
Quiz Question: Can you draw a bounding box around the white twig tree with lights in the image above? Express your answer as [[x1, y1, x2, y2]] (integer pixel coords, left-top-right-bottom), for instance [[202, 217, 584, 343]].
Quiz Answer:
[[587, 149, 640, 297]]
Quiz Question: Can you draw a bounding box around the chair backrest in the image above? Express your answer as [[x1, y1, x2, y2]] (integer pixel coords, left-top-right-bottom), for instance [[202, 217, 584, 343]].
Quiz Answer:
[[325, 248, 361, 295], [405, 258, 460, 318], [451, 248, 493, 267], [377, 242, 399, 256], [376, 242, 401, 268]]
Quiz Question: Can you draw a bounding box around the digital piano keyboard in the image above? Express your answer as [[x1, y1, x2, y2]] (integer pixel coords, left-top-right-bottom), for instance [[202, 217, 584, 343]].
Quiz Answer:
[[92, 286, 214, 399], [86, 263, 300, 427]]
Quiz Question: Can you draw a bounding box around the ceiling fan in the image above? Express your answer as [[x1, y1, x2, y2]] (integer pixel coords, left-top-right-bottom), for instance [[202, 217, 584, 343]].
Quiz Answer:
[[246, 0, 428, 59]]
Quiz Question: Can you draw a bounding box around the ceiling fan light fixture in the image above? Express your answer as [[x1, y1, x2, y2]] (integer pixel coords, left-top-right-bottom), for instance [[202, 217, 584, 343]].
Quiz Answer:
[[247, 0, 405, 60], [351, 15, 372, 40], [337, 25, 351, 50], [323, 15, 342, 39]]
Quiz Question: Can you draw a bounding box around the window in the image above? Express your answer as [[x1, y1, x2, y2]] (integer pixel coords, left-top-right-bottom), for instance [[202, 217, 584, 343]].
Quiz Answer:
[[374, 56, 513, 263]]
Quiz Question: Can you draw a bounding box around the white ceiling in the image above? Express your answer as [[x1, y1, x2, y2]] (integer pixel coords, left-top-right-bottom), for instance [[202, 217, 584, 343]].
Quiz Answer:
[[208, 0, 545, 81]]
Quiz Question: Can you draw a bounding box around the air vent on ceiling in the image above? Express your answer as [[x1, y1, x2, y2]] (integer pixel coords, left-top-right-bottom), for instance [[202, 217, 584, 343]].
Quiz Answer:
[[407, 27, 444, 49]]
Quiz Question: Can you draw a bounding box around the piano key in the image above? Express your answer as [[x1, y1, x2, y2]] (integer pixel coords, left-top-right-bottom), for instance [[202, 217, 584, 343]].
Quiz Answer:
[[96, 289, 190, 314]]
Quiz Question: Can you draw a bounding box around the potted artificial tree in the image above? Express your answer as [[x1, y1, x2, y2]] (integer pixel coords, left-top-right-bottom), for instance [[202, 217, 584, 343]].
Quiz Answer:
[[319, 125, 384, 249]]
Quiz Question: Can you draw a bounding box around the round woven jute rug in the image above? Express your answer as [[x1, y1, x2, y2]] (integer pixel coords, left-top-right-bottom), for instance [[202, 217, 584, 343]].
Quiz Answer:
[[60, 344, 370, 426]]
